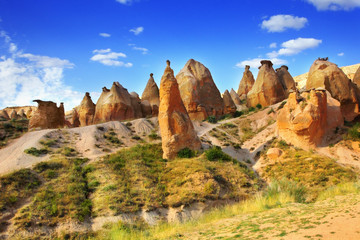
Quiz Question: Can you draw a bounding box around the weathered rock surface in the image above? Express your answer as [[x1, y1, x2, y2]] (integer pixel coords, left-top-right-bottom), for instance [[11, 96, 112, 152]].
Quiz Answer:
[[9, 110, 20, 120], [223, 90, 237, 115], [0, 110, 9, 120], [93, 83, 135, 123], [276, 65, 296, 97], [140, 100, 153, 117], [141, 73, 160, 116], [29, 100, 65, 129], [71, 109, 80, 128], [266, 148, 282, 160], [78, 92, 96, 126], [306, 59, 360, 121], [237, 65, 255, 100], [159, 60, 201, 159], [247, 60, 286, 108], [354, 66, 360, 86], [277, 89, 343, 149], [229, 88, 242, 105], [18, 109, 27, 118], [130, 92, 144, 119], [176, 59, 224, 121], [2, 106, 36, 119]]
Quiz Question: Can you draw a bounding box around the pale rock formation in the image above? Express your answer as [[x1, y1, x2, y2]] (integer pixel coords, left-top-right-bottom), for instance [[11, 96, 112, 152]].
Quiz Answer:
[[237, 65, 255, 100], [9, 110, 20, 120], [78, 92, 96, 126], [141, 73, 160, 116], [266, 148, 283, 160], [0, 110, 9, 120], [229, 88, 242, 105], [276, 65, 296, 97], [353, 66, 360, 86], [29, 100, 65, 129], [223, 90, 237, 115]]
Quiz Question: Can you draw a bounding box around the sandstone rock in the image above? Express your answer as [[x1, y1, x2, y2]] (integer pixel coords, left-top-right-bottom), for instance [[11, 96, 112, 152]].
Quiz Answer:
[[223, 90, 237, 115], [0, 110, 9, 120], [78, 92, 96, 126], [276, 65, 296, 97], [9, 110, 20, 120], [353, 66, 360, 86], [26, 108, 33, 119], [130, 92, 144, 119], [176, 59, 224, 121], [277, 89, 343, 149], [71, 108, 80, 127], [140, 100, 153, 118], [237, 65, 255, 100], [306, 59, 360, 121], [93, 83, 135, 123], [141, 73, 160, 116], [247, 60, 286, 108], [29, 100, 65, 129], [266, 148, 282, 160], [229, 88, 242, 105], [18, 109, 27, 119], [159, 60, 202, 159]]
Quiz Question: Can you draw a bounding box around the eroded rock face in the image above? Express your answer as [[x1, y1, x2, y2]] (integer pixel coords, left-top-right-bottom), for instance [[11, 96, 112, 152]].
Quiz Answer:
[[71, 109, 80, 127], [237, 65, 255, 100], [229, 88, 242, 105], [247, 60, 286, 108], [0, 110, 9, 120], [276, 65, 296, 97], [29, 100, 65, 129], [10, 110, 20, 120], [266, 148, 282, 160], [223, 90, 237, 115], [130, 92, 144, 119], [78, 92, 96, 126], [353, 66, 360, 86], [18, 109, 27, 119], [159, 60, 201, 159], [141, 73, 160, 116], [176, 59, 224, 121], [93, 83, 135, 123], [306, 59, 360, 121], [277, 90, 343, 149]]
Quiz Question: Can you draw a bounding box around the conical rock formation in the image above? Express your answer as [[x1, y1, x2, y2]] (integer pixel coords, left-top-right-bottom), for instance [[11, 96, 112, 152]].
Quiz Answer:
[[353, 66, 360, 86], [276, 65, 296, 97], [10, 110, 20, 120], [141, 73, 160, 116], [159, 60, 201, 159], [78, 92, 96, 126], [230, 88, 242, 105], [0, 110, 9, 120], [223, 90, 237, 115], [176, 59, 224, 121], [237, 65, 255, 100]]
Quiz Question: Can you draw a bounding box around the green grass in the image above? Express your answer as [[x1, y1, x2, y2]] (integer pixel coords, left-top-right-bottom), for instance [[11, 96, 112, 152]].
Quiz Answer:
[[0, 119, 29, 149], [24, 147, 49, 156], [317, 181, 360, 201], [345, 122, 360, 140]]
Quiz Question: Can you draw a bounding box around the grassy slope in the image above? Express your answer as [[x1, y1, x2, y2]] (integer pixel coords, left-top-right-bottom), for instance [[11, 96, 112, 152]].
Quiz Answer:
[[0, 119, 28, 148]]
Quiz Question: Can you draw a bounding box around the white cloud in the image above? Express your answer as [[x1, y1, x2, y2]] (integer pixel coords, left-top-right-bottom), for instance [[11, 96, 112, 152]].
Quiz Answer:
[[128, 44, 148, 54], [268, 37, 322, 57], [90, 48, 132, 67], [338, 52, 345, 56], [306, 0, 360, 10], [116, 0, 133, 5], [99, 33, 111, 38], [130, 27, 144, 35], [0, 31, 82, 110], [236, 58, 288, 69], [269, 42, 277, 48], [261, 15, 308, 32]]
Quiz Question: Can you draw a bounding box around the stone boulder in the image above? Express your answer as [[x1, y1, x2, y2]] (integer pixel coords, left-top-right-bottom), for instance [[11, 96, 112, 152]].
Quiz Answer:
[[78, 92, 96, 126], [354, 66, 360, 86], [93, 83, 135, 123], [223, 90, 237, 115], [237, 65, 255, 100], [247, 60, 286, 108], [29, 100, 65, 129], [276, 65, 296, 97], [159, 60, 202, 159], [277, 89, 343, 149], [229, 88, 242, 105], [0, 110, 9, 120], [176, 59, 224, 121], [141, 73, 160, 116], [306, 59, 360, 121], [266, 148, 283, 160]]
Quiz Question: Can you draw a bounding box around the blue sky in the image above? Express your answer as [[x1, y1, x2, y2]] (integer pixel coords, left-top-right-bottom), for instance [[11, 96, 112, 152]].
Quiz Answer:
[[0, 0, 360, 110]]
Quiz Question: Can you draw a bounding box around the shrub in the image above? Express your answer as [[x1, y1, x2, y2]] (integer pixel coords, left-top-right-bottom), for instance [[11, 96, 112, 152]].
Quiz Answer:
[[148, 132, 160, 140], [265, 179, 307, 203], [206, 116, 217, 124], [256, 104, 262, 109], [39, 139, 57, 147], [277, 101, 287, 110], [346, 123, 360, 140], [248, 107, 255, 112], [132, 135, 141, 140], [96, 126, 105, 131], [34, 162, 63, 173], [177, 148, 195, 158], [205, 147, 232, 162], [63, 147, 76, 156], [267, 108, 275, 114], [24, 147, 48, 157]]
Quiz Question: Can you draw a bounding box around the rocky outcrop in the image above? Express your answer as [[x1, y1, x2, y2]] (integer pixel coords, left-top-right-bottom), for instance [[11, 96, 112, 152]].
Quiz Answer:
[[18, 109, 27, 118], [130, 92, 144, 119], [176, 59, 224, 121], [354, 66, 360, 86], [78, 92, 96, 126], [9, 110, 20, 120], [276, 65, 296, 97], [306, 59, 360, 121], [29, 100, 65, 129], [140, 100, 153, 117], [223, 90, 236, 115], [277, 89, 343, 149], [0, 110, 9, 120], [237, 65, 255, 100], [93, 83, 135, 123], [247, 60, 286, 108], [266, 148, 283, 160], [71, 109, 80, 127], [141, 73, 160, 116], [159, 60, 201, 159], [229, 88, 242, 105]]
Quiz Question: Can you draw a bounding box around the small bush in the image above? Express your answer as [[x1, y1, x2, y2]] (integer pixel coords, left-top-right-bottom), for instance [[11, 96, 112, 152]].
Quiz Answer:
[[148, 132, 160, 140], [205, 147, 232, 162], [206, 116, 217, 124], [267, 108, 275, 114], [24, 147, 48, 157], [346, 123, 360, 140], [39, 139, 57, 147], [177, 148, 195, 158], [34, 162, 63, 173], [234, 111, 244, 118], [248, 107, 255, 112], [277, 101, 287, 110], [132, 135, 141, 140], [63, 147, 76, 156], [96, 126, 105, 131], [256, 104, 262, 109]]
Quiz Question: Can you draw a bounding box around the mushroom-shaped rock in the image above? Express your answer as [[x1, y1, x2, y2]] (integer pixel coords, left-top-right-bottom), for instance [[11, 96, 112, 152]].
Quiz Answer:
[[277, 90, 343, 149], [0, 110, 10, 120], [223, 90, 237, 115], [354, 66, 360, 86], [159, 60, 201, 159], [78, 92, 96, 126], [230, 88, 242, 105], [176, 59, 224, 121], [29, 100, 65, 129], [306, 58, 360, 121], [237, 65, 255, 100], [276, 65, 296, 97], [93, 82, 135, 123], [247, 60, 286, 108], [141, 73, 160, 116]]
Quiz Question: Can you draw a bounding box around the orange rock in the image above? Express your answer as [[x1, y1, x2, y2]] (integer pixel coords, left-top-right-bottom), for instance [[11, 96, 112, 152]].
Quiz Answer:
[[18, 109, 27, 119], [353, 66, 360, 86], [78, 92, 96, 126], [9, 110, 20, 120], [247, 60, 286, 108], [266, 148, 283, 160], [130, 92, 144, 119], [141, 73, 160, 116], [176, 59, 224, 121], [306, 58, 360, 121], [237, 65, 255, 100], [71, 108, 80, 127], [159, 60, 202, 159], [223, 90, 237, 115], [230, 88, 242, 105], [0, 110, 9, 120], [276, 65, 296, 97], [29, 100, 65, 129]]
